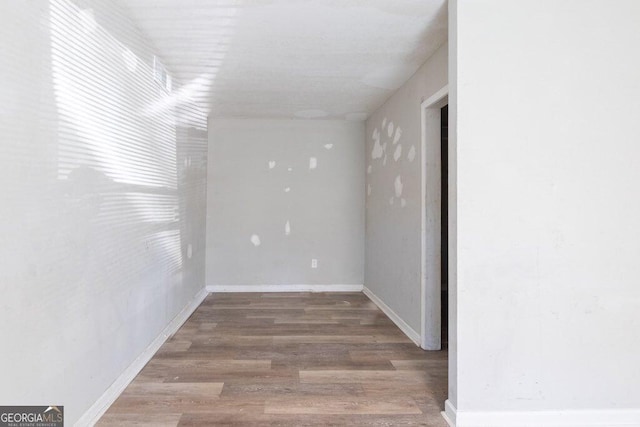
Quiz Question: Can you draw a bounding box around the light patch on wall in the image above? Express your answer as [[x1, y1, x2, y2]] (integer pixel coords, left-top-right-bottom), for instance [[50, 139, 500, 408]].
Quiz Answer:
[[284, 187, 291, 193], [122, 48, 137, 72], [401, 198, 407, 208], [287, 167, 293, 172], [372, 143, 383, 159], [387, 121, 394, 137], [371, 129, 384, 159], [393, 144, 402, 161], [295, 109, 328, 119], [285, 220, 291, 236], [393, 127, 402, 145], [394, 175, 403, 197], [407, 145, 416, 162], [367, 165, 372, 174], [17, 2, 210, 423], [324, 143, 334, 150], [268, 160, 276, 169], [309, 157, 317, 170], [78, 8, 97, 33], [250, 234, 261, 247]]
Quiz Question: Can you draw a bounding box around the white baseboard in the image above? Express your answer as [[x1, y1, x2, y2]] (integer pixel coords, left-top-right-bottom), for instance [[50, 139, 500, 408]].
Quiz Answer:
[[442, 400, 640, 427], [362, 286, 421, 346], [206, 284, 364, 293], [442, 399, 456, 426], [75, 287, 208, 427]]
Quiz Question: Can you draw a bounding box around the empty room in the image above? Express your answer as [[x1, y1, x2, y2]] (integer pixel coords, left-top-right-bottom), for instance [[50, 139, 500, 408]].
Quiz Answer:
[[1, 1, 640, 426]]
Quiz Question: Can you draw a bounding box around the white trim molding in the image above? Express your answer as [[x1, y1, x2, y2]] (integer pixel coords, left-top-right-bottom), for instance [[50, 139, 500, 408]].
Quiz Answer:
[[442, 399, 457, 426], [206, 284, 364, 293], [442, 400, 640, 427], [362, 286, 421, 346], [420, 84, 449, 351], [75, 287, 208, 427], [421, 84, 449, 110]]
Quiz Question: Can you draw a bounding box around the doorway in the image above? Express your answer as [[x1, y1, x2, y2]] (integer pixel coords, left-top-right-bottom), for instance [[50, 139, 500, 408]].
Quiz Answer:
[[420, 85, 448, 351], [440, 105, 448, 348]]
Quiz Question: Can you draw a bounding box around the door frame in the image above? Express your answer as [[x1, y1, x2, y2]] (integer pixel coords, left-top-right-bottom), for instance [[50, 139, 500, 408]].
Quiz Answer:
[[420, 85, 449, 350]]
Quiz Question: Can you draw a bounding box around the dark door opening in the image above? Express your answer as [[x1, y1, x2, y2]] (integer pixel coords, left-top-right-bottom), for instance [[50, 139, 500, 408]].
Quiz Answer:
[[441, 105, 449, 348]]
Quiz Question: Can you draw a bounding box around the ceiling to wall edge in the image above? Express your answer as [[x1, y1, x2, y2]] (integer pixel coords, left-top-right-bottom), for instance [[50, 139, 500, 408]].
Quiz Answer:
[[121, 1, 449, 122]]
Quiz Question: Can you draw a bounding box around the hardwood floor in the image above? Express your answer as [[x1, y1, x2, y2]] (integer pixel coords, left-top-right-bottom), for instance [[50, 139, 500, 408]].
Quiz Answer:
[[97, 292, 448, 426]]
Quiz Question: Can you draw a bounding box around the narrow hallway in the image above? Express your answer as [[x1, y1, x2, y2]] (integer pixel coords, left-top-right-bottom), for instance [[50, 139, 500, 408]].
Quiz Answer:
[[98, 292, 448, 426]]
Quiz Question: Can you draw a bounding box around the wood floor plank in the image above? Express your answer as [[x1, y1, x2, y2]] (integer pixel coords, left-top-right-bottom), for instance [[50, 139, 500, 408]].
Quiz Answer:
[[391, 359, 448, 370], [98, 292, 448, 425], [161, 368, 299, 384], [178, 413, 447, 426], [96, 413, 182, 427], [300, 369, 430, 384], [272, 334, 411, 344], [220, 383, 366, 398], [106, 383, 225, 414], [146, 359, 272, 371], [121, 382, 225, 397], [157, 340, 192, 353], [264, 397, 422, 415], [265, 396, 422, 415]]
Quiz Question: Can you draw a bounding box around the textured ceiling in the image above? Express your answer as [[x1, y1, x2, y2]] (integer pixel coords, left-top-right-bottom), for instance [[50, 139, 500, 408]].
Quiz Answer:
[[120, 0, 448, 120]]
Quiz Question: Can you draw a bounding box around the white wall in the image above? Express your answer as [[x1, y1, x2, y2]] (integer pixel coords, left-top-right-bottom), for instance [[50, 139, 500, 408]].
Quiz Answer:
[[206, 119, 364, 288], [451, 0, 640, 424], [364, 43, 448, 333], [0, 1, 207, 424], [447, 0, 459, 412]]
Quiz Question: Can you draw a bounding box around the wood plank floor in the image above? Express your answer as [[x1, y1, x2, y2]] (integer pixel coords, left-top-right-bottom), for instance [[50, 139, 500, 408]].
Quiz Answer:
[[98, 292, 448, 426]]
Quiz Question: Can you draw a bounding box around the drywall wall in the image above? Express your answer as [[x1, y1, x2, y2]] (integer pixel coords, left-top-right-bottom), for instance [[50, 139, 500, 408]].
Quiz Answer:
[[451, 0, 640, 424], [447, 0, 459, 414], [207, 119, 364, 288], [364, 42, 448, 334], [0, 1, 207, 424]]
